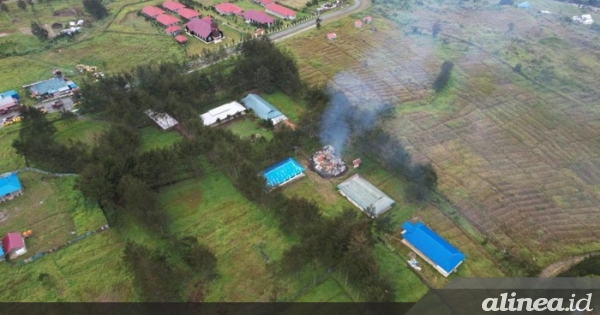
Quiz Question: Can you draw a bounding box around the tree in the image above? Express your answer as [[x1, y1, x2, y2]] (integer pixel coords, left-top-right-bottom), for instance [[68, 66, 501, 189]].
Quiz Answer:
[[26, 0, 34, 9], [30, 21, 49, 41], [433, 60, 453, 92], [172, 237, 217, 279], [253, 65, 274, 94], [0, 3, 9, 12], [17, 0, 26, 10], [514, 63, 522, 73], [83, 0, 108, 20]]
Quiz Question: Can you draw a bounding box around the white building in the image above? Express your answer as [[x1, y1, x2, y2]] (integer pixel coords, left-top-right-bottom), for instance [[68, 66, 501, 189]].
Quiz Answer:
[[200, 101, 246, 126]]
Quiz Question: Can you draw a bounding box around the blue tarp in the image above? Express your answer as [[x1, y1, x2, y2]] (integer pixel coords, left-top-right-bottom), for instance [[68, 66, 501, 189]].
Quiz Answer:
[[242, 93, 285, 121], [68, 83, 78, 89], [263, 158, 305, 188], [0, 173, 22, 197], [0, 90, 19, 100], [402, 221, 465, 274], [518, 1, 530, 8]]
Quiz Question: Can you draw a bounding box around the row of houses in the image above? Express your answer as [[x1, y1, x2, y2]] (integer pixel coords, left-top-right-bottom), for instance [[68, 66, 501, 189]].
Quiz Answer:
[[213, 1, 295, 27], [142, 2, 224, 43]]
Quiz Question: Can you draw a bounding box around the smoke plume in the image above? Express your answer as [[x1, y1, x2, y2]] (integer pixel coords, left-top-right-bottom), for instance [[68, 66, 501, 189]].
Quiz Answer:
[[319, 72, 392, 155]]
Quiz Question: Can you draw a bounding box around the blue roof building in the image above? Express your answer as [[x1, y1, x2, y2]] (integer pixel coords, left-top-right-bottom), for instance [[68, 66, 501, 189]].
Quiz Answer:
[[0, 173, 23, 200], [242, 93, 288, 125], [29, 77, 77, 97], [401, 221, 465, 277], [0, 90, 20, 100], [262, 158, 305, 188]]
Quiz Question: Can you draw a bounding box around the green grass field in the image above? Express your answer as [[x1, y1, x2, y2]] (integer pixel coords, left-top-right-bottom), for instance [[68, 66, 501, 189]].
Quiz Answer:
[[223, 118, 274, 140], [53, 119, 111, 145], [139, 126, 182, 152], [260, 90, 305, 122]]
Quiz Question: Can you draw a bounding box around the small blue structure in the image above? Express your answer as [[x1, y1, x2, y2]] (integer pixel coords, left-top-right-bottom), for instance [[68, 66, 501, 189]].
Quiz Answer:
[[401, 221, 465, 277], [29, 77, 77, 98], [0, 90, 20, 100], [0, 173, 23, 201], [517, 1, 530, 8], [0, 245, 4, 261], [262, 158, 305, 188], [242, 93, 288, 125]]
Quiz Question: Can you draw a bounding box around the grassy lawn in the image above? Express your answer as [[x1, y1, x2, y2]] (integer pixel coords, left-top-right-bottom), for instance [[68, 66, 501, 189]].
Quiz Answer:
[[138, 126, 182, 152], [259, 90, 305, 122], [53, 119, 111, 145], [223, 117, 274, 140], [0, 172, 128, 302], [0, 124, 25, 174], [295, 277, 354, 302]]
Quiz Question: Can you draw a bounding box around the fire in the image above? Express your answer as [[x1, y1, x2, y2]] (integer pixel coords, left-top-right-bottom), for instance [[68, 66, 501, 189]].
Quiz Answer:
[[310, 145, 348, 178]]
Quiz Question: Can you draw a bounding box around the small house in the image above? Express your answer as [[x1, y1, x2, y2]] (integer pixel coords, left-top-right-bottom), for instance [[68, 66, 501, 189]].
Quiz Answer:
[[178, 8, 201, 20], [327, 32, 337, 40], [363, 16, 372, 23], [165, 25, 182, 35], [156, 14, 180, 27], [243, 10, 275, 27], [265, 3, 296, 20], [144, 110, 179, 131], [215, 3, 243, 15], [76, 19, 85, 26], [175, 35, 188, 44], [141, 6, 166, 18], [2, 232, 27, 260], [162, 1, 186, 12], [354, 20, 363, 28]]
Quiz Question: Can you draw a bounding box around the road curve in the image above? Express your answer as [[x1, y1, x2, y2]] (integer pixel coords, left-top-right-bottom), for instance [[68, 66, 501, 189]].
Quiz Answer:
[[269, 0, 364, 42]]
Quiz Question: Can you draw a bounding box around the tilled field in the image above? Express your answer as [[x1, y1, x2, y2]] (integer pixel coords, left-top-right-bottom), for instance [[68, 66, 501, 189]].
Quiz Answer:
[[284, 6, 600, 264]]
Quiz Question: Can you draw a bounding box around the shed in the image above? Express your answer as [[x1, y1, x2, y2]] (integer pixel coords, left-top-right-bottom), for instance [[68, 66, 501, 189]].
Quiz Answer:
[[401, 221, 465, 277], [178, 8, 201, 20], [165, 25, 183, 35], [363, 16, 372, 23], [162, 1, 186, 12], [354, 20, 363, 28], [2, 232, 27, 260], [200, 101, 246, 126], [175, 34, 188, 43], [262, 158, 305, 188], [156, 14, 180, 27], [337, 174, 395, 217], [242, 93, 287, 125], [0, 173, 23, 202], [327, 32, 337, 40]]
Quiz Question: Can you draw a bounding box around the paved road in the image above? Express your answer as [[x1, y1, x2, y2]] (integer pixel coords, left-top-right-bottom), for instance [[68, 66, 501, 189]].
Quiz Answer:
[[268, 0, 364, 42], [0, 96, 75, 126]]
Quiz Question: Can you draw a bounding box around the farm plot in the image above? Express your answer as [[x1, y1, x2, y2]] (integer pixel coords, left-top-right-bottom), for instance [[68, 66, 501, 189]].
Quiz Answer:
[[282, 3, 600, 267]]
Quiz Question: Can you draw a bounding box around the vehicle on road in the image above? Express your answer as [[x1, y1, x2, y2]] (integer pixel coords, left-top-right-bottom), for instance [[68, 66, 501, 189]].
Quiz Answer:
[[52, 100, 64, 109]]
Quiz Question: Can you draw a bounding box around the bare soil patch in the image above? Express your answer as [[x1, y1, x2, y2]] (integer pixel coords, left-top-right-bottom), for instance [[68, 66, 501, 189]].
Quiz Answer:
[[19, 27, 32, 35]]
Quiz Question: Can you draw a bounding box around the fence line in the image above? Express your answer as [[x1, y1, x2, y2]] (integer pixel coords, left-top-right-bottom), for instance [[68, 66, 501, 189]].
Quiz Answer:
[[13, 224, 111, 267]]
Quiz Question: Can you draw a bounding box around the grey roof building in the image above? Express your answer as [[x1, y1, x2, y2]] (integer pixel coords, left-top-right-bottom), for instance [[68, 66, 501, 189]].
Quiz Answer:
[[337, 174, 395, 217]]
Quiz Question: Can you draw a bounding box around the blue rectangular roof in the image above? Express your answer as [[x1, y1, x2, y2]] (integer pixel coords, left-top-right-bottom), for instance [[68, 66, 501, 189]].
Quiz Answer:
[[402, 221, 465, 274], [262, 158, 305, 188], [30, 78, 71, 95], [0, 90, 19, 100], [0, 173, 22, 196], [242, 93, 285, 121]]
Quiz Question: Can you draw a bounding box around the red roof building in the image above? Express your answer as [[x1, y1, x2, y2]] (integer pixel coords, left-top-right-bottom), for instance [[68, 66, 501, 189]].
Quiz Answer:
[[215, 3, 243, 15], [327, 32, 337, 40], [165, 25, 182, 35], [242, 10, 275, 26], [142, 6, 166, 18], [354, 20, 363, 28], [175, 35, 188, 43], [178, 7, 201, 20], [265, 3, 296, 20], [185, 19, 223, 43], [162, 1, 186, 12], [156, 14, 180, 27], [363, 16, 372, 23], [2, 232, 26, 260], [253, 0, 273, 6]]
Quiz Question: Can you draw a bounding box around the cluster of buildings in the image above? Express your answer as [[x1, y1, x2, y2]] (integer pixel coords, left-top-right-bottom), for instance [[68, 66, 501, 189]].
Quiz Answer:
[[141, 1, 223, 44], [61, 19, 85, 35], [0, 90, 20, 115], [213, 0, 295, 27], [0, 173, 27, 262], [22, 70, 79, 100]]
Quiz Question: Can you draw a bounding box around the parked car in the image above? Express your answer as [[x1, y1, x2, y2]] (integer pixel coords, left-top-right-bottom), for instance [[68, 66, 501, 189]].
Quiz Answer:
[[12, 116, 22, 123], [38, 107, 48, 114], [2, 116, 15, 127], [52, 100, 64, 109]]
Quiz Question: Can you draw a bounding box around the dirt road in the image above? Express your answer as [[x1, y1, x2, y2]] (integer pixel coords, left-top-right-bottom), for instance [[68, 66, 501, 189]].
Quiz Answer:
[[538, 252, 600, 277]]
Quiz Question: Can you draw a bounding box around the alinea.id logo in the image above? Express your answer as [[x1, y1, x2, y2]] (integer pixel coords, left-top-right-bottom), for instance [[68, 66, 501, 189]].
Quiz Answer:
[[482, 292, 594, 312]]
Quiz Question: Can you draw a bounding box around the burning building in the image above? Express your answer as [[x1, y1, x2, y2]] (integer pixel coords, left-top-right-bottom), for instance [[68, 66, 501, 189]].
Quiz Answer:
[[310, 145, 348, 178]]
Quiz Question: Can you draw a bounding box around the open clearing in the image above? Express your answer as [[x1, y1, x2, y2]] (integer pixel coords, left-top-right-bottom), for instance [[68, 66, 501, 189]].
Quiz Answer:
[[223, 118, 274, 140], [282, 0, 600, 267], [139, 126, 182, 152]]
